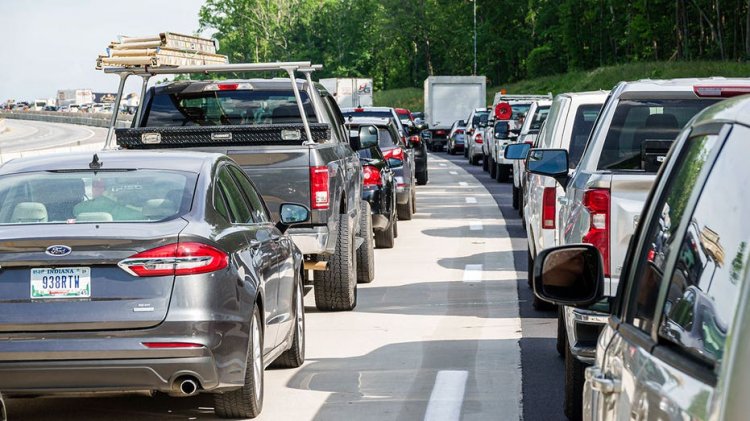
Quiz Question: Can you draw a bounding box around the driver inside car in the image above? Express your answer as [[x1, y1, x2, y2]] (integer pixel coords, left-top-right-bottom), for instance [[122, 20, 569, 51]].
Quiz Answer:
[[73, 177, 141, 221]]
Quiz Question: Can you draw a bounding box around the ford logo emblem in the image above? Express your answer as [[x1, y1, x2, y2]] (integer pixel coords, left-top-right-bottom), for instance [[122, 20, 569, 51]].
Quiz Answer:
[[46, 245, 72, 256]]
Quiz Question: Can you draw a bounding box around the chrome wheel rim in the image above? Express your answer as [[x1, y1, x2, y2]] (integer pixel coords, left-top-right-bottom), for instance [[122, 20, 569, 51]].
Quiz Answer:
[[251, 314, 262, 399]]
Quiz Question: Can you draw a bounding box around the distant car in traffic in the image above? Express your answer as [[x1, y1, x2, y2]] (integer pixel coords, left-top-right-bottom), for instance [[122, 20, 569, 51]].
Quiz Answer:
[[447, 119, 467, 155], [0, 150, 310, 419]]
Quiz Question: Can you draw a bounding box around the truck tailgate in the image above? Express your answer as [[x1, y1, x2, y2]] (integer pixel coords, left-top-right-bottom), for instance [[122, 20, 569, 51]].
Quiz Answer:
[[609, 174, 657, 278], [228, 148, 312, 221]]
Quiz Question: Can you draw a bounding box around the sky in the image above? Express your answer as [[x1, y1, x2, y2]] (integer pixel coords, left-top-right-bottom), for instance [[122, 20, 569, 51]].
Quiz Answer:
[[0, 0, 207, 102]]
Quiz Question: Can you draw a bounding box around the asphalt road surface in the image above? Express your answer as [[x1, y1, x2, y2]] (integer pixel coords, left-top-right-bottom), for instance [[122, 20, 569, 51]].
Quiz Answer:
[[0, 119, 106, 160], [1, 127, 566, 420]]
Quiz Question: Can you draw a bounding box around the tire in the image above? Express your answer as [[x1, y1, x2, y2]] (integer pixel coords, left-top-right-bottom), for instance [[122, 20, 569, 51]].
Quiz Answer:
[[314, 215, 357, 311], [463, 148, 468, 158], [497, 165, 510, 182], [416, 171, 428, 185], [564, 345, 586, 421], [375, 218, 395, 249], [397, 195, 413, 220], [512, 186, 520, 210], [489, 157, 497, 179], [482, 154, 489, 171], [393, 216, 399, 238], [470, 155, 480, 166], [448, 146, 455, 155], [356, 201, 375, 284], [556, 307, 566, 358], [272, 274, 306, 367], [411, 189, 417, 214], [0, 393, 5, 421], [214, 306, 264, 419]]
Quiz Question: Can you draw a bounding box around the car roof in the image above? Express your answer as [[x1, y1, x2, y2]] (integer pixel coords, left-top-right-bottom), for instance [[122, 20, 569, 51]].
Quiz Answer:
[[341, 106, 394, 112], [616, 78, 750, 99], [0, 150, 223, 175], [688, 94, 750, 128]]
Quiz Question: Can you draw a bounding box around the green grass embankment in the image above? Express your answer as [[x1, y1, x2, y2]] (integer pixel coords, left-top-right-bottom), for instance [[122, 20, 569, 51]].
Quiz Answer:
[[374, 61, 750, 109]]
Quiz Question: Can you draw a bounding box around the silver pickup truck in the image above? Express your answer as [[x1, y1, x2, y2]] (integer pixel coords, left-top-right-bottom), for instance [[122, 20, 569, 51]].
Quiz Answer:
[[105, 62, 373, 311], [526, 78, 750, 419]]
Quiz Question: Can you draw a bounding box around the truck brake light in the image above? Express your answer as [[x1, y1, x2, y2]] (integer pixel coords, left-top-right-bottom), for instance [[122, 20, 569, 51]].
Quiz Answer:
[[693, 85, 750, 97], [582, 188, 610, 277], [310, 166, 330, 210], [542, 187, 556, 229], [475, 133, 483, 144], [204, 83, 253, 91]]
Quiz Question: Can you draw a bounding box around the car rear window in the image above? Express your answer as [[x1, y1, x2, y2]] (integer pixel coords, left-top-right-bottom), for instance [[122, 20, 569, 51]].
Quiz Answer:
[[143, 89, 316, 127], [0, 170, 196, 224], [343, 110, 392, 120], [511, 103, 531, 120], [528, 106, 550, 132], [598, 98, 719, 171], [568, 103, 603, 168]]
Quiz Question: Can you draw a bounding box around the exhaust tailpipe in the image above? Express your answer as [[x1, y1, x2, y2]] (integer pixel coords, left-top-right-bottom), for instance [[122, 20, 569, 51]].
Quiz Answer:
[[171, 377, 200, 397]]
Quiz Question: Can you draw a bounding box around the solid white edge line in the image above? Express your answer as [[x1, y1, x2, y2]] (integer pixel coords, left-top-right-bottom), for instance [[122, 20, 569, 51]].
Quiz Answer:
[[462, 264, 483, 283], [423, 370, 469, 421]]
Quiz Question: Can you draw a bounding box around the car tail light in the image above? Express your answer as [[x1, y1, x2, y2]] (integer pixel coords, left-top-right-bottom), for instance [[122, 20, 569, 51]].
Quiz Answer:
[[456, 129, 465, 135], [142, 342, 205, 349], [436, 130, 446, 135], [542, 187, 556, 229], [354, 107, 364, 112], [693, 85, 750, 97], [582, 188, 610, 277], [475, 133, 483, 144], [363, 165, 382, 186], [119, 243, 229, 277], [310, 166, 330, 209], [383, 147, 405, 162]]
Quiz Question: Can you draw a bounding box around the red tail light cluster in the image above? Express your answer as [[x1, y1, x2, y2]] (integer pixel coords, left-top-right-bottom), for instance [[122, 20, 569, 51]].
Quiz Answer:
[[383, 147, 405, 163], [582, 189, 611, 277], [118, 242, 229, 277], [310, 166, 330, 209], [363, 165, 383, 186], [542, 187, 556, 229], [475, 133, 483, 144], [456, 129, 465, 135]]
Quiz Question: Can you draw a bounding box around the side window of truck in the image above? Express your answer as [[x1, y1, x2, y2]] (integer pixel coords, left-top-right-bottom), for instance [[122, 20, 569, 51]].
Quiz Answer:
[[625, 133, 718, 332], [657, 126, 749, 370]]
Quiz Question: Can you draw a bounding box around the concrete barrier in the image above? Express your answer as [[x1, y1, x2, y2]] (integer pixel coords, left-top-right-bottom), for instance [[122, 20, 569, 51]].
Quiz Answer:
[[0, 111, 133, 128]]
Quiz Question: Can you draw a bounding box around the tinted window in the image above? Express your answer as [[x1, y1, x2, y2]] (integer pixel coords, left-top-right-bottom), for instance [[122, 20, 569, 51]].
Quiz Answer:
[[471, 111, 489, 126], [510, 103, 531, 120], [568, 103, 603, 168], [228, 166, 270, 223], [343, 110, 392, 119], [626, 133, 717, 332], [378, 128, 396, 147], [213, 184, 230, 222], [529, 106, 550, 132], [0, 170, 195, 224], [217, 168, 252, 224], [598, 99, 719, 171], [658, 128, 748, 368], [144, 88, 316, 127]]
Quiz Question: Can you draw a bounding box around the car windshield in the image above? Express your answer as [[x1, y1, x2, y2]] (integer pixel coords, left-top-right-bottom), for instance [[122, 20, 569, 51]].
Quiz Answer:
[[143, 89, 316, 127], [0, 170, 197, 224], [471, 111, 489, 126], [598, 98, 719, 171]]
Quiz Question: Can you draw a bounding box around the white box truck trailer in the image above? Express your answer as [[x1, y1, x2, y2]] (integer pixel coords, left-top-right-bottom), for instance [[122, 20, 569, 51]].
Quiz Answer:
[[319, 78, 373, 107], [423, 76, 486, 150]]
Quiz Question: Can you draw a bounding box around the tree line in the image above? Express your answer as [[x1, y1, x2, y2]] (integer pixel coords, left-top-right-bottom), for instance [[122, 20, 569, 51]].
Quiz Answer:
[[199, 0, 750, 90]]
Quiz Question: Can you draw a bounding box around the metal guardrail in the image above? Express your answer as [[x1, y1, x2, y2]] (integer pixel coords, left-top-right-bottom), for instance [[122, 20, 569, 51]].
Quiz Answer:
[[0, 111, 133, 128]]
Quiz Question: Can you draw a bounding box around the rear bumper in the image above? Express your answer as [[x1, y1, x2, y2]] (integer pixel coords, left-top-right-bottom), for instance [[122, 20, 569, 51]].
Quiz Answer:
[[289, 225, 332, 255], [0, 355, 225, 395], [362, 188, 391, 232], [564, 305, 609, 364]]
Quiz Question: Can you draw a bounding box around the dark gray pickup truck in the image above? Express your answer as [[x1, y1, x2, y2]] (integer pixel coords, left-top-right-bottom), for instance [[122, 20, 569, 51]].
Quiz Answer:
[[107, 62, 374, 311]]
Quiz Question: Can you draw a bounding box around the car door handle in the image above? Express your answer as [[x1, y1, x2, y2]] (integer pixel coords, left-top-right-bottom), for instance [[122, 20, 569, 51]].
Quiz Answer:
[[588, 371, 621, 394]]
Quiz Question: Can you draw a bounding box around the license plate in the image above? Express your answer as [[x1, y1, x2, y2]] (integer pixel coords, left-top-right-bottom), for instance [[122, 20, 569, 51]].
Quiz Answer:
[[30, 267, 91, 299]]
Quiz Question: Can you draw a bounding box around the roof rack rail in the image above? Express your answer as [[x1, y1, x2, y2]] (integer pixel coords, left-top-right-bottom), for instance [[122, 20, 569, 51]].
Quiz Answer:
[[100, 61, 323, 149]]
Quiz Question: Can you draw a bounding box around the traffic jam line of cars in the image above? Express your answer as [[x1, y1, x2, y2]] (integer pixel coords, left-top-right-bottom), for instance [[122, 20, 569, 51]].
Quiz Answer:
[[0, 57, 430, 420], [431, 79, 750, 420]]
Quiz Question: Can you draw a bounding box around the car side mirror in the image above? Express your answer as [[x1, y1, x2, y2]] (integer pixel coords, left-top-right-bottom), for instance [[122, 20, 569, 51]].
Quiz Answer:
[[277, 203, 310, 234], [533, 244, 604, 307], [504, 143, 530, 160], [350, 125, 379, 150], [494, 122, 509, 139], [527, 148, 570, 189]]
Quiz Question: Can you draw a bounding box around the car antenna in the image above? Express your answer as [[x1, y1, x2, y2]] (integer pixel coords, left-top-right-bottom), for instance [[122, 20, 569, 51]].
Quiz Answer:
[[89, 153, 103, 170]]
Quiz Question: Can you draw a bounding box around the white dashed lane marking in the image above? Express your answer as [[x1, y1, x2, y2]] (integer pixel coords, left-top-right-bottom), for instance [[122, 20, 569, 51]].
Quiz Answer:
[[423, 370, 469, 421], [462, 264, 483, 283], [469, 221, 483, 231], [465, 197, 477, 204]]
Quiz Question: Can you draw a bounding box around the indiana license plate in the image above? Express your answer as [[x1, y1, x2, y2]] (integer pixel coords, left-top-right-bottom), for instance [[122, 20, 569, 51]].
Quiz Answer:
[[30, 267, 91, 299]]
